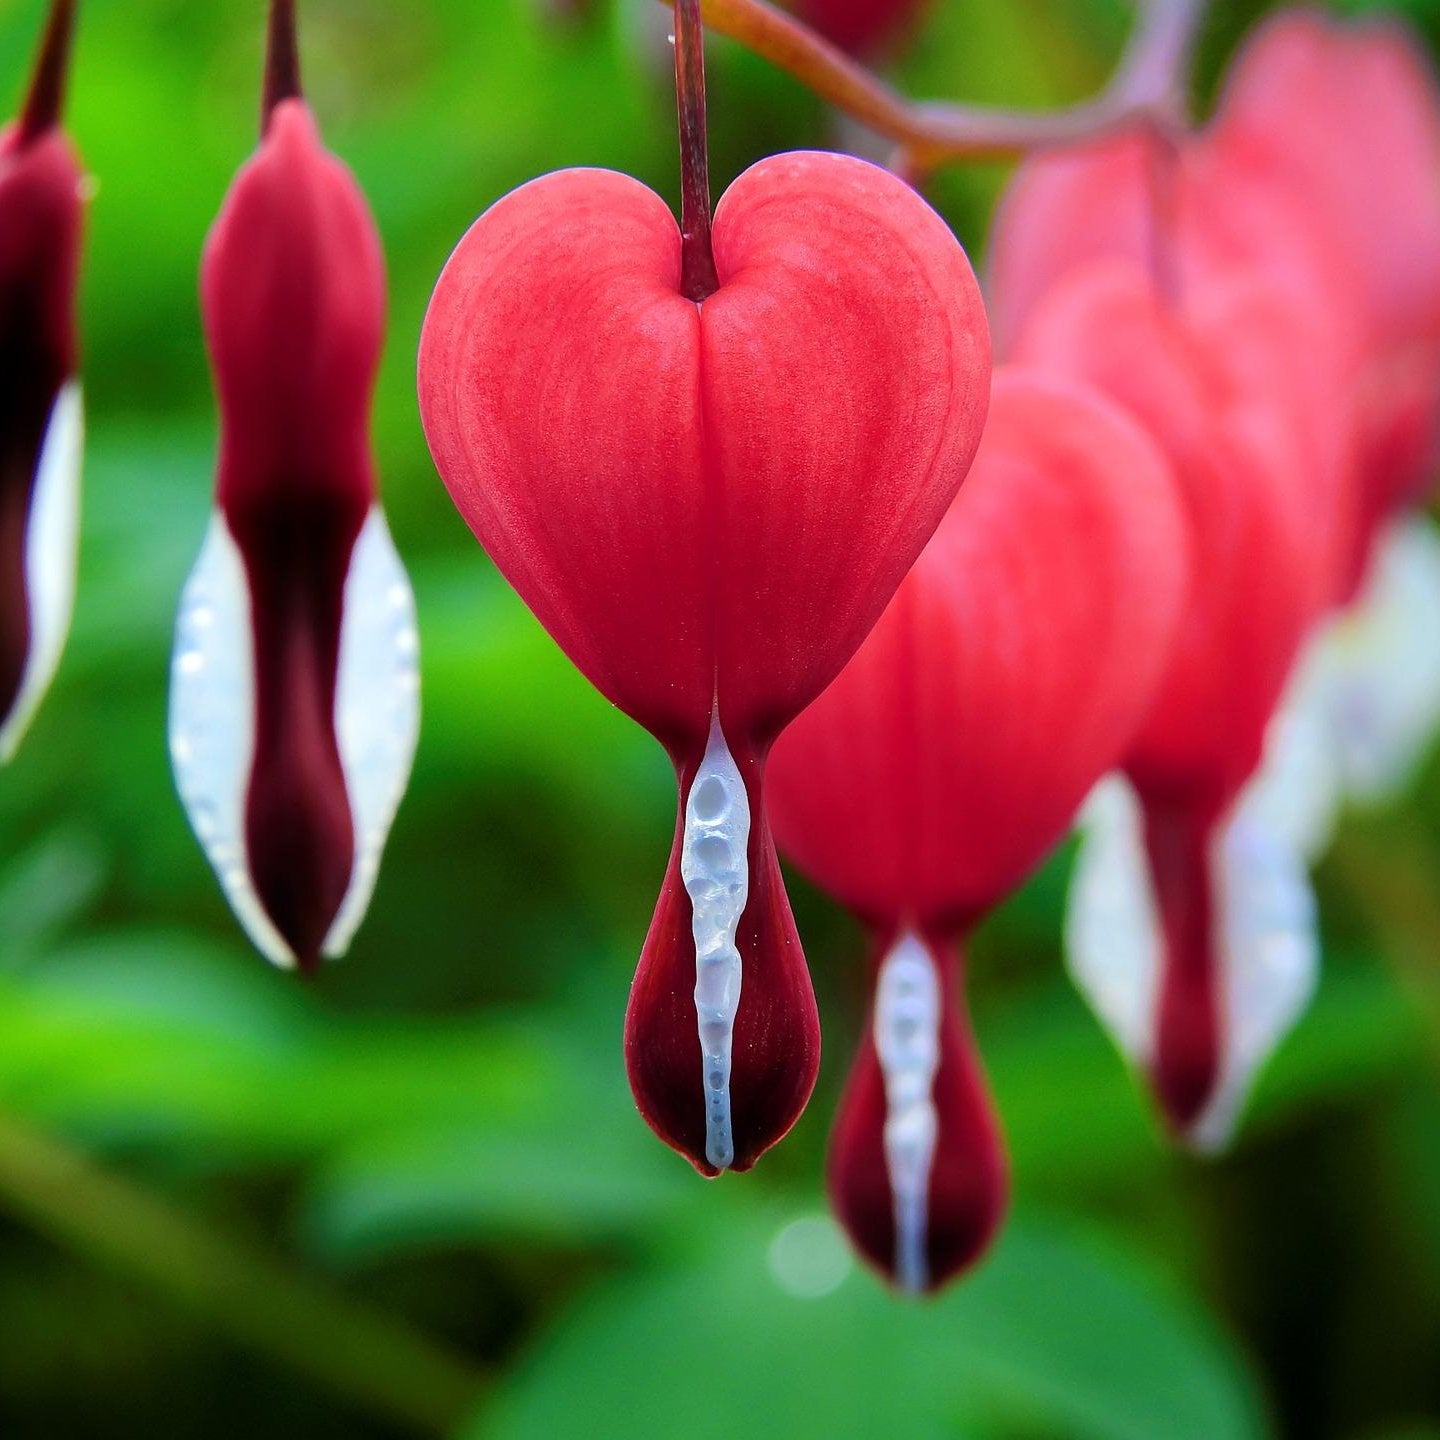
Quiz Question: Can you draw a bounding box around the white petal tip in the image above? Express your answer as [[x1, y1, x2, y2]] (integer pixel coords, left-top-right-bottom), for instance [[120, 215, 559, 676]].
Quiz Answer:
[[169, 513, 297, 969], [323, 506, 421, 958], [1325, 517, 1440, 802], [683, 713, 750, 1175], [1067, 766, 1318, 1154], [0, 381, 83, 762], [170, 505, 418, 969]]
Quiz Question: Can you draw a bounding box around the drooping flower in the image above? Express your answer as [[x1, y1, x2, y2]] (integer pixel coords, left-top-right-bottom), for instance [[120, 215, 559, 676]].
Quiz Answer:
[[766, 370, 1187, 1288], [989, 121, 1360, 600], [990, 15, 1440, 1147], [1295, 518, 1440, 804], [169, 0, 420, 974], [0, 0, 85, 762], [1011, 258, 1340, 1147], [417, 2, 990, 1174]]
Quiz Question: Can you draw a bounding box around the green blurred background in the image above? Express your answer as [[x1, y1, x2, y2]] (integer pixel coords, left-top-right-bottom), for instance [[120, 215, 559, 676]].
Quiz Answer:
[[0, 0, 1438, 1435]]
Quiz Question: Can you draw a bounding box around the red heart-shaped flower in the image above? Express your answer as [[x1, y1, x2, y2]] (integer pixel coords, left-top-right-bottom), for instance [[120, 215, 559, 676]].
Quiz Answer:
[[419, 151, 990, 1172]]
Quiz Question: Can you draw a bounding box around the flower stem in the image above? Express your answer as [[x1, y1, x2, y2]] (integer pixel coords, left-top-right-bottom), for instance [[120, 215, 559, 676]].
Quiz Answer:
[[659, 0, 1206, 165], [0, 1109, 489, 1433], [263, 0, 303, 133], [1143, 124, 1184, 309], [18, 0, 77, 144], [675, 0, 719, 302]]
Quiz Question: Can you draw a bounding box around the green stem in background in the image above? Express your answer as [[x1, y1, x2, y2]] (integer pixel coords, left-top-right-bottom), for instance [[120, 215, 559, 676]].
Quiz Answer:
[[675, 0, 720, 301], [0, 1110, 488, 1435], [656, 0, 1204, 166]]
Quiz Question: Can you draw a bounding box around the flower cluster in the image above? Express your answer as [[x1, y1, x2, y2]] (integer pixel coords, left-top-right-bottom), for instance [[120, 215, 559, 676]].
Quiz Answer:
[[992, 8, 1440, 1157], [4, 0, 1439, 1299], [418, 1, 1440, 1289], [782, 6, 1440, 1287]]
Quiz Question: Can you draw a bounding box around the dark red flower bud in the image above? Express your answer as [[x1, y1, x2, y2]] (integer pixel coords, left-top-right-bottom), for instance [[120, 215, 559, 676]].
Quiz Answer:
[[0, 0, 84, 762], [169, 2, 419, 974], [829, 932, 1005, 1291], [769, 371, 1187, 1284]]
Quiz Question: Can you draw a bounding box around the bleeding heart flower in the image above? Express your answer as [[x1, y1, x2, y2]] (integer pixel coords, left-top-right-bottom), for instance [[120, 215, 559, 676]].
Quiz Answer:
[[990, 23, 1440, 1142], [1306, 517, 1440, 802], [1013, 262, 1337, 1145], [0, 0, 84, 763], [986, 126, 1356, 370], [168, 0, 420, 974], [987, 123, 1361, 569], [417, 2, 989, 1175], [767, 369, 1187, 1287], [1212, 8, 1440, 583]]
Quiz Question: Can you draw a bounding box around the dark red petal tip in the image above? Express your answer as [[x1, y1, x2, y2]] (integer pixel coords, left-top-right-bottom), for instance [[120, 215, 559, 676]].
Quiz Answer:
[[828, 934, 1008, 1293], [231, 498, 364, 974], [1143, 798, 1222, 1135], [625, 777, 820, 1176]]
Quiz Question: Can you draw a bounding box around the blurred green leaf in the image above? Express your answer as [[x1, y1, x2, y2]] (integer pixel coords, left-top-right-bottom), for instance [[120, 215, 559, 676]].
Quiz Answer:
[[470, 1207, 1265, 1440]]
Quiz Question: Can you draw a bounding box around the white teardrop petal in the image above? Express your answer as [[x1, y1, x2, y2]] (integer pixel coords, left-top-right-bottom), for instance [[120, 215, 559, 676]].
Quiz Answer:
[[873, 931, 943, 1294], [1322, 516, 1440, 801], [1064, 774, 1162, 1068], [168, 512, 296, 970], [0, 380, 83, 762], [1238, 645, 1342, 864], [679, 711, 750, 1173], [322, 505, 421, 959], [1190, 784, 1318, 1153]]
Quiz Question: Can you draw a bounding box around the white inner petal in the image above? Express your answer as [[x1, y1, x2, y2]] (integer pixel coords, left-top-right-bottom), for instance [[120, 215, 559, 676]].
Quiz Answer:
[[1321, 516, 1440, 801], [1064, 775, 1161, 1067], [168, 511, 295, 969], [0, 381, 83, 763], [1191, 787, 1318, 1153], [680, 712, 750, 1172], [323, 505, 421, 958], [1066, 753, 1319, 1153], [1240, 646, 1342, 863], [873, 931, 942, 1294]]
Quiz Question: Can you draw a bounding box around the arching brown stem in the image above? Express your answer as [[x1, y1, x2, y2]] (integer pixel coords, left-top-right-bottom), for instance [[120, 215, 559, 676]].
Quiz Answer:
[[658, 0, 1206, 165], [675, 0, 719, 302], [1142, 122, 1185, 309]]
